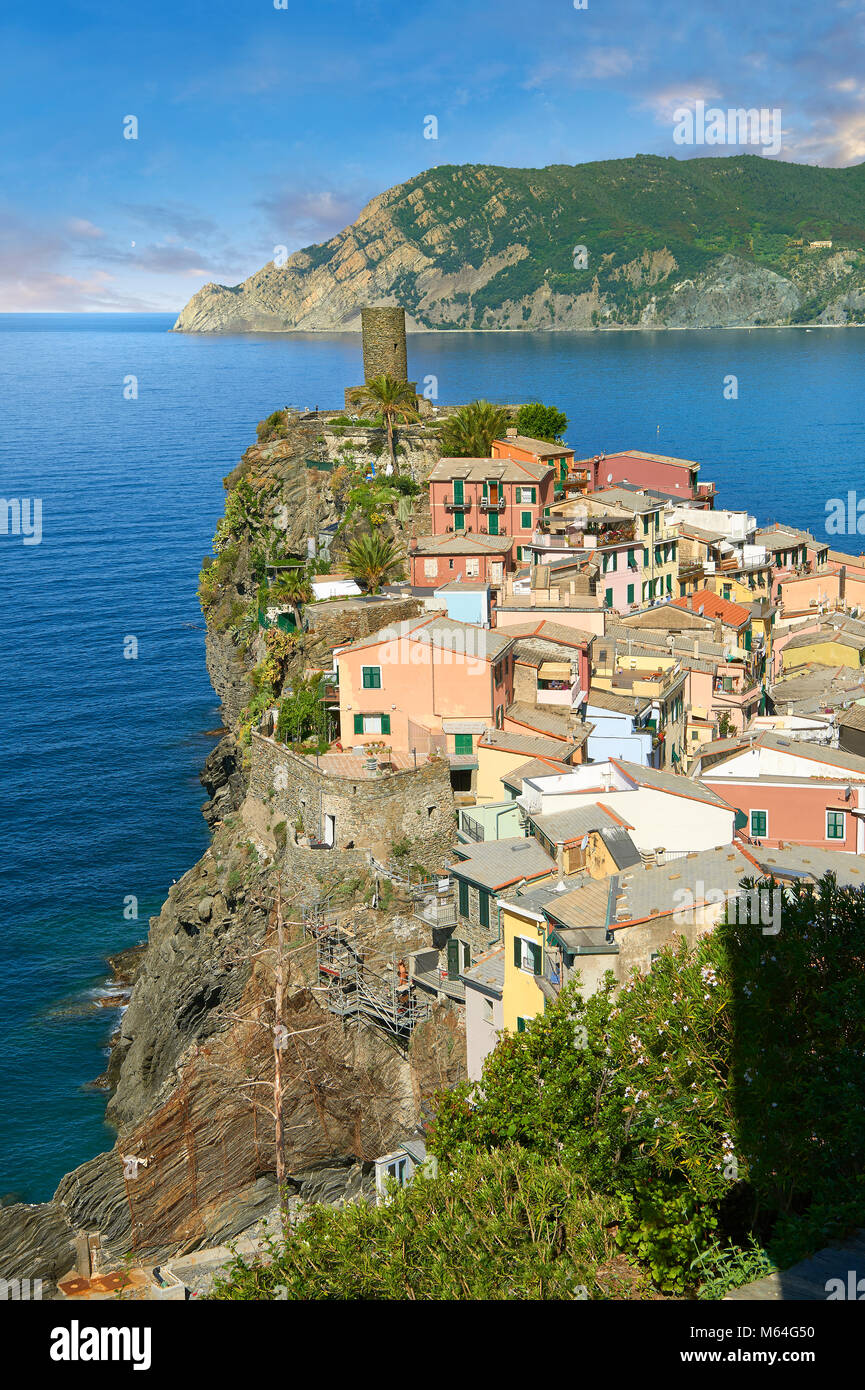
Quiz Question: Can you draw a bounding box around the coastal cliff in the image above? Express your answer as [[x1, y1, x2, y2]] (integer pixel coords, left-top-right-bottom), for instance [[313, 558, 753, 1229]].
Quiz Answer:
[[174, 156, 865, 334], [0, 411, 460, 1294]]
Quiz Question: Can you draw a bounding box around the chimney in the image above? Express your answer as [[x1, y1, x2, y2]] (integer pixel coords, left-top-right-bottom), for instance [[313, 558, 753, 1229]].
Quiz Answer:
[[840, 565, 847, 602], [714, 617, 722, 642]]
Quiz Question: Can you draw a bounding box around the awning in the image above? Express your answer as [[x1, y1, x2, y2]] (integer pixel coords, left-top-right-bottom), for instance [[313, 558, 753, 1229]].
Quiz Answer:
[[539, 662, 572, 680]]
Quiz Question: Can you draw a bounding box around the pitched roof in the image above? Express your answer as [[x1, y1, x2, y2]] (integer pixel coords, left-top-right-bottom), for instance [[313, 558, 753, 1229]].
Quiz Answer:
[[610, 757, 734, 809], [412, 533, 513, 556], [588, 487, 666, 514], [461, 946, 505, 995], [671, 589, 751, 629], [449, 837, 555, 890], [336, 615, 513, 660], [506, 701, 592, 743], [838, 702, 865, 731], [430, 456, 552, 484], [585, 687, 652, 716], [494, 435, 573, 458], [528, 803, 623, 844], [576, 449, 699, 472], [502, 618, 594, 649], [698, 729, 865, 777], [501, 755, 574, 788], [478, 729, 579, 761]]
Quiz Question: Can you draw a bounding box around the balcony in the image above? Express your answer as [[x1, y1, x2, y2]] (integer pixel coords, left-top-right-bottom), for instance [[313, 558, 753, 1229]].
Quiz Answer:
[[479, 497, 506, 513], [444, 500, 471, 513]]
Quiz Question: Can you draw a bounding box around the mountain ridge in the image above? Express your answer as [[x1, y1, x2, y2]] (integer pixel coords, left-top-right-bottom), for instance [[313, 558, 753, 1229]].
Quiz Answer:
[[174, 154, 865, 333]]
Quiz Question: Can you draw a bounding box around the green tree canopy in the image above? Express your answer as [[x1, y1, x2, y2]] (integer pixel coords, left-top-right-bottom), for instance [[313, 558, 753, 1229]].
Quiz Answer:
[[516, 401, 568, 442]]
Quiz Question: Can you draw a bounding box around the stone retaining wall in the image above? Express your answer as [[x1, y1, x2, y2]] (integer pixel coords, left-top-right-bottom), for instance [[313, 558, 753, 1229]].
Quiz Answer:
[[250, 733, 455, 867]]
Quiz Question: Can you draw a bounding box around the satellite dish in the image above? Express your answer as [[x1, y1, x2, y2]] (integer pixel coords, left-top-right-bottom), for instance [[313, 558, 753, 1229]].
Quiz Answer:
[[606, 473, 613, 484]]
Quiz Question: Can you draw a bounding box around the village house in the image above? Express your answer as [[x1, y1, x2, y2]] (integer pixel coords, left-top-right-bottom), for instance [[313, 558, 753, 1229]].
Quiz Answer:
[[568, 449, 715, 506], [496, 840, 863, 1029], [693, 730, 865, 852], [582, 488, 680, 603], [516, 757, 737, 857], [408, 533, 513, 591], [474, 728, 583, 803], [427, 451, 555, 559], [461, 946, 505, 1081], [589, 637, 687, 767], [491, 430, 575, 496], [335, 616, 515, 785]]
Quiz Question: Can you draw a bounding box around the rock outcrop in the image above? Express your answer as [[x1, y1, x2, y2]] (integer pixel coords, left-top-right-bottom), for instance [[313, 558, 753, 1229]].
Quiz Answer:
[[174, 155, 865, 334]]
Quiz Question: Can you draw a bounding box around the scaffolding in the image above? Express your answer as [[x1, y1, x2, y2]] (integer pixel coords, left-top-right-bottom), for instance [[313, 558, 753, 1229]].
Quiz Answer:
[[304, 910, 431, 1041]]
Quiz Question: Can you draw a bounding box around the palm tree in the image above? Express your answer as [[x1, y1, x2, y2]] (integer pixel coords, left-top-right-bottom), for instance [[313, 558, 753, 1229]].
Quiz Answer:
[[439, 399, 511, 458], [270, 567, 313, 628], [346, 532, 403, 593], [347, 374, 419, 476]]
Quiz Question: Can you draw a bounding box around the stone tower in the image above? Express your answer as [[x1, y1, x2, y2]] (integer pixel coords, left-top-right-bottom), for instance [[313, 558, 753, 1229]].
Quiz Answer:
[[361, 305, 408, 383]]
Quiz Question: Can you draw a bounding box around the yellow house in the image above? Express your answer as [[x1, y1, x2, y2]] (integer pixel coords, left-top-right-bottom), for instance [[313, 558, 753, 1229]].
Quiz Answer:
[[780, 630, 865, 672], [474, 730, 577, 803], [500, 896, 550, 1033]]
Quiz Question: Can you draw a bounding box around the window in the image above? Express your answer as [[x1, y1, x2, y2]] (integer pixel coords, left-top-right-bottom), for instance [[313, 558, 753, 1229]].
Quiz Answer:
[[387, 1158, 407, 1186], [423, 557, 437, 580], [448, 558, 455, 569], [457, 878, 469, 918], [454, 510, 465, 531], [465, 556, 480, 577], [353, 713, 390, 735], [517, 486, 537, 504], [454, 733, 473, 756], [516, 1017, 528, 1033], [362, 666, 382, 689], [627, 583, 634, 605], [478, 890, 491, 929], [488, 512, 499, 535], [643, 547, 650, 568], [750, 810, 768, 839], [666, 573, 672, 593], [453, 479, 464, 505], [627, 548, 636, 569], [642, 516, 650, 536], [521, 511, 532, 529], [514, 935, 542, 974], [827, 810, 846, 840], [605, 588, 613, 608]]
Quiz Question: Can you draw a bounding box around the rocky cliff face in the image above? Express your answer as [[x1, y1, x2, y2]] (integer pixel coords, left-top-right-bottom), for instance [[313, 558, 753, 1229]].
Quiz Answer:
[[0, 412, 461, 1294], [174, 157, 865, 334]]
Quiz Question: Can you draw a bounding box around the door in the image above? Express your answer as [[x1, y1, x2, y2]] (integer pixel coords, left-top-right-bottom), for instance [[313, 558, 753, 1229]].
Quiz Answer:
[[324, 814, 335, 846], [488, 511, 499, 536]]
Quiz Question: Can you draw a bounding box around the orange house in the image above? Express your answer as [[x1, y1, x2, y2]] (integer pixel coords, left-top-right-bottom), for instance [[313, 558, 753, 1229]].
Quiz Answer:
[[336, 616, 516, 759]]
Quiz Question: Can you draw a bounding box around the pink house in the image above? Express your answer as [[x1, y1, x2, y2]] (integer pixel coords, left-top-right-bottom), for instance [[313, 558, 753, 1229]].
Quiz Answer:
[[578, 450, 714, 506], [336, 615, 515, 759], [695, 731, 865, 852], [428, 452, 555, 561], [409, 533, 513, 590]]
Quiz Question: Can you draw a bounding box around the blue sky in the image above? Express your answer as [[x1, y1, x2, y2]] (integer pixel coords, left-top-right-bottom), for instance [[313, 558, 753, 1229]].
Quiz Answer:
[[2, 0, 864, 311]]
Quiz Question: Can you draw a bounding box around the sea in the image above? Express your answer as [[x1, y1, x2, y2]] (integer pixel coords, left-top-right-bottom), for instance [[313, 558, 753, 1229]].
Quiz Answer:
[[1, 313, 864, 1203]]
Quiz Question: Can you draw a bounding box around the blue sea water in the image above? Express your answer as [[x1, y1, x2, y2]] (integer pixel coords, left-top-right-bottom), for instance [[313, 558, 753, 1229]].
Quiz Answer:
[[1, 313, 864, 1203]]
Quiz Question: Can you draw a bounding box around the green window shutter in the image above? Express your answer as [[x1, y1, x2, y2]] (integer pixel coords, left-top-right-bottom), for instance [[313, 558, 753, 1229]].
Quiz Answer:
[[453, 479, 464, 504], [479, 890, 490, 929], [750, 811, 767, 838], [381, 714, 391, 735], [627, 549, 635, 567], [513, 935, 521, 968], [454, 510, 465, 531], [643, 547, 649, 567], [362, 666, 381, 689], [666, 573, 672, 593], [454, 733, 473, 755], [458, 879, 469, 917], [482, 481, 488, 499], [521, 511, 532, 529], [530, 941, 542, 974], [530, 487, 537, 503], [517, 1016, 527, 1033], [827, 811, 845, 840], [353, 714, 363, 734], [627, 583, 634, 604], [488, 513, 499, 536], [605, 588, 613, 608]]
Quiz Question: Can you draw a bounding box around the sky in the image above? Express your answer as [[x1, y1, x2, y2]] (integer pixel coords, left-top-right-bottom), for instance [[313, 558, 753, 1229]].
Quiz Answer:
[[2, 0, 865, 312]]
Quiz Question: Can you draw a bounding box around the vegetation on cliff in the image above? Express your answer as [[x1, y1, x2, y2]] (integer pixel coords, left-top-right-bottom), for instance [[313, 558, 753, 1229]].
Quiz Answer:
[[213, 873, 865, 1300], [175, 156, 865, 333]]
